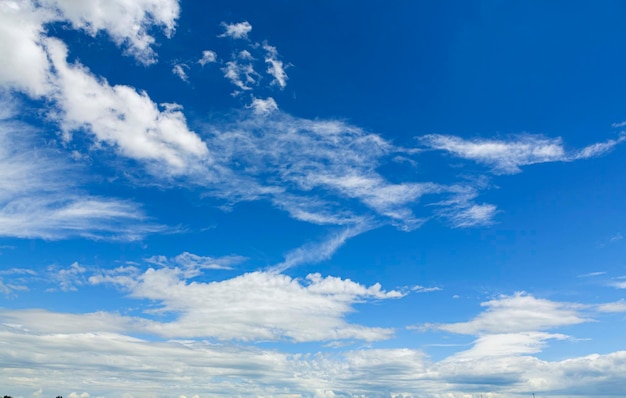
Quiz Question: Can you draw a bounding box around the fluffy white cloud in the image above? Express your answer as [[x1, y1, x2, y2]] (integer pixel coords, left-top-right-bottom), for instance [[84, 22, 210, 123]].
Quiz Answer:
[[39, 0, 180, 64], [89, 266, 403, 342], [420, 133, 625, 174], [249, 96, 279, 115], [218, 21, 252, 39], [46, 38, 209, 172], [0, 0, 53, 96]]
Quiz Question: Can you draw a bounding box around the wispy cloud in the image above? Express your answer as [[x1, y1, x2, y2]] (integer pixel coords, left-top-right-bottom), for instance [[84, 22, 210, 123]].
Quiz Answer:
[[420, 133, 625, 174], [596, 299, 626, 313], [263, 42, 289, 89], [0, 95, 164, 240], [172, 63, 189, 82], [270, 223, 373, 272]]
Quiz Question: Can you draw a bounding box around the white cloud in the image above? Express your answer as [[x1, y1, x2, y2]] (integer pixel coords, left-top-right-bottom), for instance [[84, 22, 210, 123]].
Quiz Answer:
[[249, 96, 278, 115], [446, 332, 570, 360], [145, 252, 245, 277], [90, 266, 403, 342], [40, 0, 180, 64], [172, 63, 189, 82], [198, 50, 217, 66], [3, 317, 626, 397], [445, 203, 497, 228], [47, 262, 87, 292], [46, 38, 209, 173], [412, 285, 442, 293], [263, 42, 289, 89], [420, 133, 625, 174], [222, 59, 259, 92], [271, 224, 374, 273], [611, 281, 626, 289], [0, 0, 53, 97], [596, 299, 626, 313], [218, 21, 252, 39], [428, 292, 588, 335], [205, 111, 438, 230]]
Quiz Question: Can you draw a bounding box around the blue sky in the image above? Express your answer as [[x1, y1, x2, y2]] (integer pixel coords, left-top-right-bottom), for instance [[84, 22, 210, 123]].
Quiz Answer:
[[1, 1, 626, 397]]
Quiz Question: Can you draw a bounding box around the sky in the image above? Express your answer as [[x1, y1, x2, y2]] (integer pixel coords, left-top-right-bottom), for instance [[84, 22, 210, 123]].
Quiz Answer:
[[1, 0, 626, 397]]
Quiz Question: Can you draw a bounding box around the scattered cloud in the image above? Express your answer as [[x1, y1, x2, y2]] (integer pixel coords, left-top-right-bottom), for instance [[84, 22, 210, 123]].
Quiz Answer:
[[263, 42, 289, 89], [218, 21, 253, 39], [222, 59, 259, 92], [172, 63, 189, 82], [198, 50, 217, 66], [47, 262, 87, 292]]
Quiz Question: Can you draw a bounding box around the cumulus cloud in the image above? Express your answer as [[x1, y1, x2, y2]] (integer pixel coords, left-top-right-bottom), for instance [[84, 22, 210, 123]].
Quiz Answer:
[[218, 21, 252, 39], [420, 133, 626, 174], [0, 0, 179, 75], [89, 266, 403, 342], [46, 38, 209, 173], [40, 0, 180, 64], [0, 0, 53, 96]]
